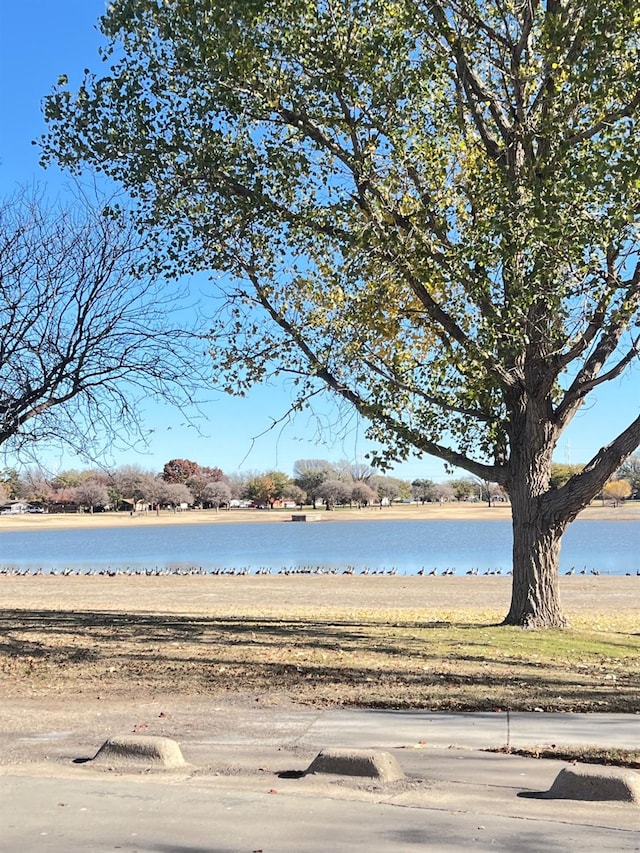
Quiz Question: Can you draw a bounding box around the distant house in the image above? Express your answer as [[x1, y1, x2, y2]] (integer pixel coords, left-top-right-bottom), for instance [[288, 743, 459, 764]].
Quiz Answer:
[[0, 501, 30, 515], [119, 498, 150, 513]]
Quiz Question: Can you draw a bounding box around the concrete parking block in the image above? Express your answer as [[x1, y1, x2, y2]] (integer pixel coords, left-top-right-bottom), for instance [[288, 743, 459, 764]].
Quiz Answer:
[[305, 747, 405, 781], [90, 734, 186, 768], [546, 765, 640, 803]]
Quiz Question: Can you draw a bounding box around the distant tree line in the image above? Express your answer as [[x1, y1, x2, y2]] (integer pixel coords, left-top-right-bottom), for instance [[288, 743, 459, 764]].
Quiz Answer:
[[0, 457, 497, 513], [2, 455, 637, 514]]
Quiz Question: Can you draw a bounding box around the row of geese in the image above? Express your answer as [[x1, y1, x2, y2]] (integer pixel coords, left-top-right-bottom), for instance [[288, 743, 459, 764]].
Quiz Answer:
[[0, 564, 508, 577], [0, 565, 635, 577]]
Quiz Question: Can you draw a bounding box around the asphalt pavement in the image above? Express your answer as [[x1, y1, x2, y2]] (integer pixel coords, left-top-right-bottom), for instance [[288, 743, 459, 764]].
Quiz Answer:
[[1, 700, 639, 852]]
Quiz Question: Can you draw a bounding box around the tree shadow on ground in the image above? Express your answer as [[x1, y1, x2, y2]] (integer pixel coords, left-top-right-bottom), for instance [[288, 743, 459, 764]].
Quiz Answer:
[[0, 608, 638, 711]]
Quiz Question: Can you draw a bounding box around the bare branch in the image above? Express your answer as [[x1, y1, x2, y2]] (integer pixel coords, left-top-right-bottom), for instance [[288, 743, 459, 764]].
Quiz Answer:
[[0, 188, 208, 459]]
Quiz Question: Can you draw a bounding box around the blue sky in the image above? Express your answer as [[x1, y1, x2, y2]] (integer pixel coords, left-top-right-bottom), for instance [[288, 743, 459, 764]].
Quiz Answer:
[[1, 1, 638, 481]]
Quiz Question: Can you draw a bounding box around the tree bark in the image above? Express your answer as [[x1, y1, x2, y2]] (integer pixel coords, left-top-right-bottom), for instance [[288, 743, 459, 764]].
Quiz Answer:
[[503, 486, 568, 628], [501, 382, 570, 628]]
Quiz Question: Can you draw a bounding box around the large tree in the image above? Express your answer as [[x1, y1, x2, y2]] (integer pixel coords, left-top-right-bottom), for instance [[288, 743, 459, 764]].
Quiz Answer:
[[41, 1, 640, 626], [162, 458, 201, 484], [243, 471, 291, 508], [0, 189, 206, 461]]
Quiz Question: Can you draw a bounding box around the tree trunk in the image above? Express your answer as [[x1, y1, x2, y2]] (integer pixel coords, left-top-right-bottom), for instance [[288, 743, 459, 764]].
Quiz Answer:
[[503, 489, 568, 628]]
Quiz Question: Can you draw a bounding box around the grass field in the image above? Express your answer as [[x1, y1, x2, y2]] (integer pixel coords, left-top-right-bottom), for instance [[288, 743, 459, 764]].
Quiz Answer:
[[1, 575, 638, 714]]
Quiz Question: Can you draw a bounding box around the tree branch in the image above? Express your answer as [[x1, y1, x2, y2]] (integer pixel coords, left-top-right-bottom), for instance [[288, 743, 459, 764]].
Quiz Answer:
[[242, 262, 505, 483], [555, 261, 640, 427], [544, 413, 640, 522]]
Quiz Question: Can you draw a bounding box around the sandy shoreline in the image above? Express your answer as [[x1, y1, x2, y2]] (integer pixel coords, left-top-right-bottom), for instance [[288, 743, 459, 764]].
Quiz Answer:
[[0, 500, 637, 532]]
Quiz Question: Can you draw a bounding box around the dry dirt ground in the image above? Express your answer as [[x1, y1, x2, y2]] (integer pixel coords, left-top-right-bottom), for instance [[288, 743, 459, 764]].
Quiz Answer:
[[1, 575, 638, 717]]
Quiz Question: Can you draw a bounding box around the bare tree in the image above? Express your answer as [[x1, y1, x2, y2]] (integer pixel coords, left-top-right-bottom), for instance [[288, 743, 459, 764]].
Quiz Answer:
[[317, 478, 352, 510], [143, 475, 171, 509], [19, 468, 55, 502], [74, 479, 109, 513], [0, 189, 206, 460], [332, 460, 376, 483], [435, 483, 455, 503], [371, 475, 406, 506], [164, 482, 193, 509], [224, 471, 248, 500], [108, 465, 155, 510], [202, 480, 232, 510], [351, 482, 377, 508]]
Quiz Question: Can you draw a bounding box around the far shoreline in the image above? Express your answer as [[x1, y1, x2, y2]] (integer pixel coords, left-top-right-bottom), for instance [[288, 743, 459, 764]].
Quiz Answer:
[[0, 499, 638, 533]]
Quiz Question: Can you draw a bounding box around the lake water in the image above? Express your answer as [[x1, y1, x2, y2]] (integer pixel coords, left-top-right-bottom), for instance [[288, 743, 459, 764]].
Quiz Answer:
[[0, 518, 637, 576]]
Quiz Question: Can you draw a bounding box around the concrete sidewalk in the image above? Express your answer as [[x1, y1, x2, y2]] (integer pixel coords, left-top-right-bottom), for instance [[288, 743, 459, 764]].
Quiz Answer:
[[1, 700, 639, 852], [296, 708, 640, 751]]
